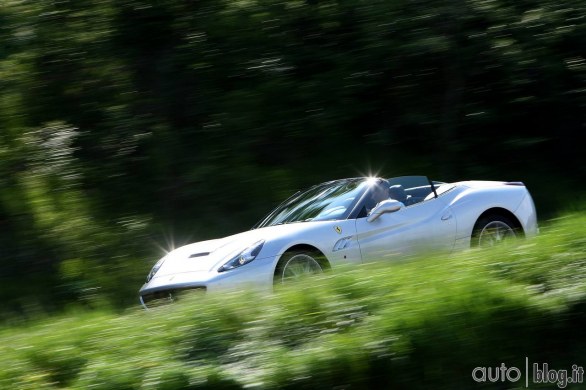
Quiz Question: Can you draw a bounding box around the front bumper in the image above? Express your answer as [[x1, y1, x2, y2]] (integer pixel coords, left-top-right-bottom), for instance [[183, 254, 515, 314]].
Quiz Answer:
[[138, 255, 276, 308], [139, 286, 207, 308]]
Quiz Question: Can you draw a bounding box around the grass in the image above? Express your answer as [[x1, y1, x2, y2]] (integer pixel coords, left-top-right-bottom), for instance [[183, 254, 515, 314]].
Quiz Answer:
[[0, 213, 585, 389]]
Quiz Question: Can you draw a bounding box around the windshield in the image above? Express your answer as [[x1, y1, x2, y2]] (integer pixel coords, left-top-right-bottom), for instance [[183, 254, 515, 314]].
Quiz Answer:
[[255, 178, 368, 228]]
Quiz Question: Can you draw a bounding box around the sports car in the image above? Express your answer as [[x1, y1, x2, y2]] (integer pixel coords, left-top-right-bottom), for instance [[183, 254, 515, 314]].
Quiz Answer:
[[139, 176, 538, 307]]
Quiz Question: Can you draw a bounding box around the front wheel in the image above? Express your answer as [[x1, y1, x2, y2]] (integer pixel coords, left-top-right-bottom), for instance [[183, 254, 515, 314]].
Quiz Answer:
[[472, 215, 518, 247], [275, 252, 324, 284]]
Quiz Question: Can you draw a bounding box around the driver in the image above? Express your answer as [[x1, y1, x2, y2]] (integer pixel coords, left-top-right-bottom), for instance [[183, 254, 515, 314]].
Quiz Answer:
[[365, 179, 390, 214]]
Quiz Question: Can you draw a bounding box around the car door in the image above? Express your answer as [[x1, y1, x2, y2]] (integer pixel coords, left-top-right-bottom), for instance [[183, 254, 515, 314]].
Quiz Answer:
[[354, 197, 457, 262]]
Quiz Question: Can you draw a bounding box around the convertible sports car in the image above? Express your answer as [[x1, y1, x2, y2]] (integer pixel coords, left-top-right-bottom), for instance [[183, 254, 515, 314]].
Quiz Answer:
[[139, 176, 538, 307]]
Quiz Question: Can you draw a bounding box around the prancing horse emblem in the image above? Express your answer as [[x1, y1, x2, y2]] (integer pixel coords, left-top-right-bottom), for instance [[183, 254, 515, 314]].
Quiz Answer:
[[335, 226, 342, 234]]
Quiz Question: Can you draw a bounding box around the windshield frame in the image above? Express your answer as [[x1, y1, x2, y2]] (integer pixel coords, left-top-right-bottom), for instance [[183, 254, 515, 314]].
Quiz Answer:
[[253, 175, 439, 229], [253, 178, 368, 229]]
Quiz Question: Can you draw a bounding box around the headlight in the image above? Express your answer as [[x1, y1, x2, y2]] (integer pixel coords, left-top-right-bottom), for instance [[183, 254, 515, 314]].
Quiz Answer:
[[146, 257, 166, 282], [218, 240, 265, 272]]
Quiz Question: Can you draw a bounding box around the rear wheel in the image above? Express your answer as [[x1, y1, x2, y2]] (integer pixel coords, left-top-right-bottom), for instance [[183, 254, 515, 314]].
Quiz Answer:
[[472, 214, 518, 247], [275, 251, 324, 284]]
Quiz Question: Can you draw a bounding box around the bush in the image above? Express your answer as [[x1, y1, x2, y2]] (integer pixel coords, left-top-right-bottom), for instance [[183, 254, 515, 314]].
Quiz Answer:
[[0, 214, 585, 389]]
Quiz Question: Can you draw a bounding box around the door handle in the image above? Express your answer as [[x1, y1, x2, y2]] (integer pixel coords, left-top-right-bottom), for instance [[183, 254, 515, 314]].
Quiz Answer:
[[441, 213, 453, 221]]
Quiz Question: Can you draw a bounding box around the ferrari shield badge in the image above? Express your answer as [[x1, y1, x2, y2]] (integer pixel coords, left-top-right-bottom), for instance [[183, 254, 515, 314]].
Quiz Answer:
[[334, 226, 342, 234]]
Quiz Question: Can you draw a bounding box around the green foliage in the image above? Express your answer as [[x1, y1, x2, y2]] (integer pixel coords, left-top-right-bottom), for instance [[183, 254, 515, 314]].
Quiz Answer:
[[0, 0, 584, 314], [0, 1, 583, 386], [0, 215, 585, 388]]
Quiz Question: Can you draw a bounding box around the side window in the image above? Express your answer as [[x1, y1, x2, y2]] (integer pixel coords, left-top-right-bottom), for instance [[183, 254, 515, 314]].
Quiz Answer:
[[387, 176, 439, 207], [403, 184, 434, 206]]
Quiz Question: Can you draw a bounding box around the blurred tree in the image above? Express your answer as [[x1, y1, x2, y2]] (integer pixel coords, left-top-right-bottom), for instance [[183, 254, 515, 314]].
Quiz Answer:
[[0, 0, 584, 314]]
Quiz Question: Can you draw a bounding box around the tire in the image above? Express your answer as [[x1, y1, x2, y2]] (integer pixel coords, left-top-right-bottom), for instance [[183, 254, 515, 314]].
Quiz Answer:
[[274, 251, 325, 284], [472, 214, 519, 248]]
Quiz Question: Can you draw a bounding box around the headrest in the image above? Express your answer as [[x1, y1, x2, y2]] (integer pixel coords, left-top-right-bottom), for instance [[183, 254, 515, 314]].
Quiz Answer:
[[388, 184, 407, 202]]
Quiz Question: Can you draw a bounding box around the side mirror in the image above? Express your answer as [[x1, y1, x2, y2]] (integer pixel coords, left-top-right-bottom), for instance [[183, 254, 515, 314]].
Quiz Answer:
[[367, 199, 403, 222]]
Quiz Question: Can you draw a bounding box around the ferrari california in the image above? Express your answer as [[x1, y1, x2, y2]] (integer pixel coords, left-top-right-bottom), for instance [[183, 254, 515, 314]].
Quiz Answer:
[[139, 176, 538, 307]]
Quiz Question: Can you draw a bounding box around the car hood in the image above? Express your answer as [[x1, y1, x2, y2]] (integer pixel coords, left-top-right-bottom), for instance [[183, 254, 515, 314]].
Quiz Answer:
[[151, 221, 332, 277]]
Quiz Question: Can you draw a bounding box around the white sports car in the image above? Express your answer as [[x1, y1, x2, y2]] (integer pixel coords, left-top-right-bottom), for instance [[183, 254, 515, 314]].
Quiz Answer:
[[139, 176, 538, 307]]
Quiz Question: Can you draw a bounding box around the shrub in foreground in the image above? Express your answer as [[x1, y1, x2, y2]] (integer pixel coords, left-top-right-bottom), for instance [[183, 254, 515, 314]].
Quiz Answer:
[[0, 215, 585, 389]]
